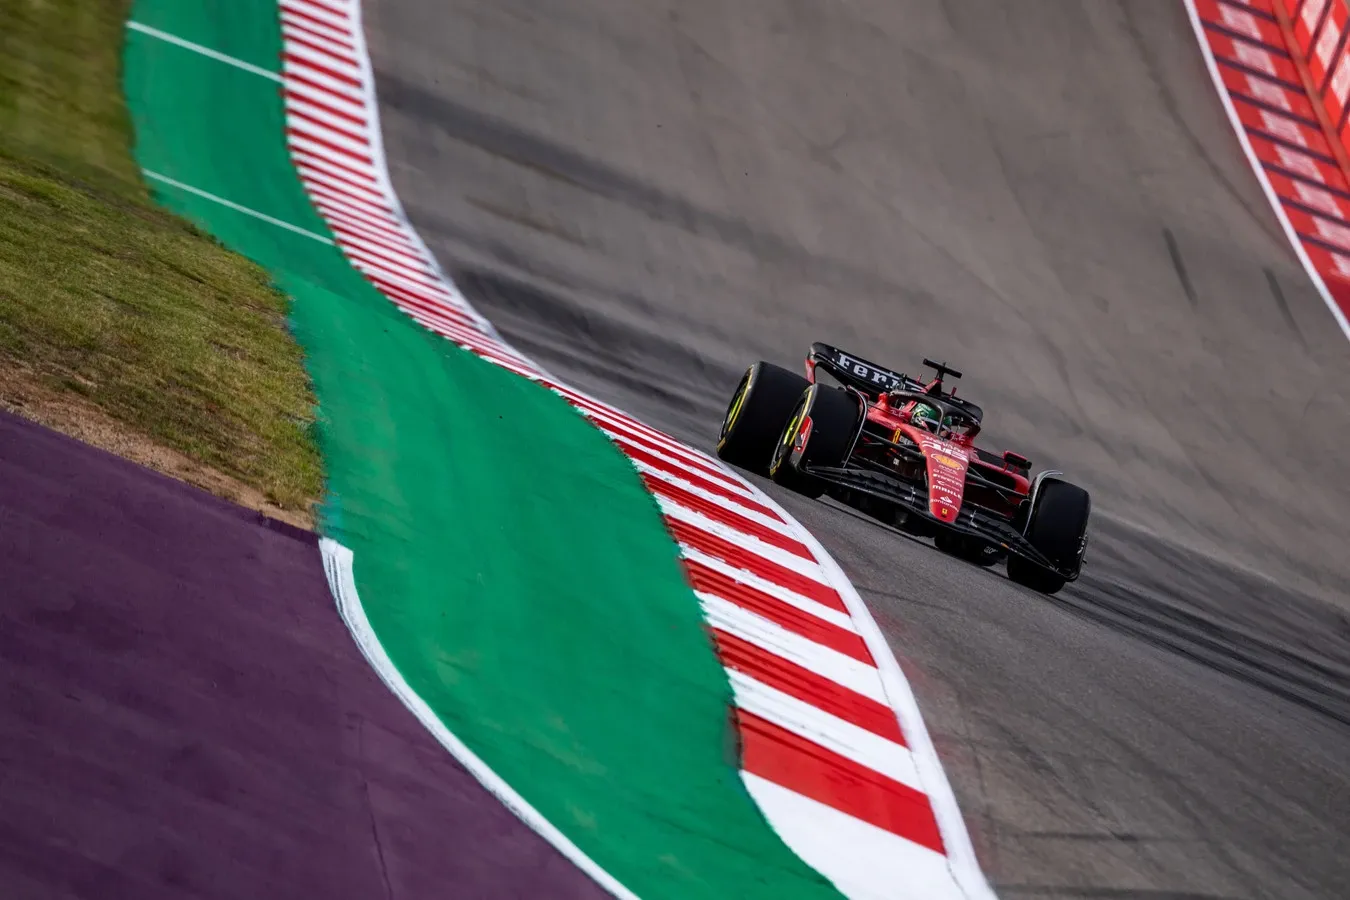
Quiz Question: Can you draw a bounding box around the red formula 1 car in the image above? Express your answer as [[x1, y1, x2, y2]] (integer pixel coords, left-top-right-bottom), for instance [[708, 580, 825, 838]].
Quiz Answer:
[[715, 343, 1091, 593]]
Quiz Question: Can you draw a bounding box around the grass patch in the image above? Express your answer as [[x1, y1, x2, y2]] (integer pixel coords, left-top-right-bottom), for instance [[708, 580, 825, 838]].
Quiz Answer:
[[0, 0, 321, 518]]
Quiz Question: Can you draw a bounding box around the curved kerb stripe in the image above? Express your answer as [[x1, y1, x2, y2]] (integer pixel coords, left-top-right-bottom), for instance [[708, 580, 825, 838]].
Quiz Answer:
[[280, 0, 996, 896], [1183, 0, 1350, 341]]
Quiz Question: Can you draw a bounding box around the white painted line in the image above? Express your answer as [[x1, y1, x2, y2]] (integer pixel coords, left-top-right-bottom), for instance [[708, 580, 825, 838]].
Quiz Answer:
[[370, 283, 475, 322], [658, 496, 824, 579], [329, 223, 428, 264], [300, 172, 395, 212], [285, 31, 362, 69], [603, 428, 756, 497], [319, 217, 415, 261], [415, 317, 518, 357], [729, 669, 922, 791], [397, 301, 469, 332], [637, 460, 798, 539], [390, 293, 475, 326], [299, 0, 356, 18], [323, 216, 422, 259], [141, 170, 333, 244], [285, 40, 363, 81], [284, 79, 371, 124], [494, 356, 549, 381], [307, 190, 400, 231], [587, 410, 730, 467], [730, 476, 999, 899], [740, 773, 960, 900], [608, 440, 755, 503], [359, 269, 460, 307], [346, 249, 445, 291], [341, 245, 438, 288], [410, 316, 515, 360], [581, 411, 752, 490], [281, 9, 358, 47], [414, 319, 486, 348], [308, 198, 405, 241], [282, 20, 360, 58], [699, 592, 888, 704], [281, 0, 353, 31], [289, 114, 373, 157], [320, 540, 637, 900], [603, 426, 712, 470], [317, 206, 411, 244], [285, 95, 370, 139], [349, 258, 448, 297], [289, 0, 995, 894], [566, 391, 710, 453], [679, 544, 857, 632], [331, 228, 430, 272], [297, 165, 388, 207], [283, 60, 365, 100], [292, 153, 382, 191], [289, 143, 384, 187], [126, 21, 282, 81]]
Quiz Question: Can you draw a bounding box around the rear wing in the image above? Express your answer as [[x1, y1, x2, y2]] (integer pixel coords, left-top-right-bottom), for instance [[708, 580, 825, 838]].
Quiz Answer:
[[806, 342, 923, 397], [807, 342, 985, 425]]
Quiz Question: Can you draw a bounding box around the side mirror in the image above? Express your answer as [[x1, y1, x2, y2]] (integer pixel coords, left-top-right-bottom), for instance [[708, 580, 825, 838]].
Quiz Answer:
[[1003, 451, 1032, 470]]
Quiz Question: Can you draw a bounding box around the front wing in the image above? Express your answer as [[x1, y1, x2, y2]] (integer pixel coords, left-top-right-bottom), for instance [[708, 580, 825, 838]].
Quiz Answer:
[[801, 463, 1080, 581]]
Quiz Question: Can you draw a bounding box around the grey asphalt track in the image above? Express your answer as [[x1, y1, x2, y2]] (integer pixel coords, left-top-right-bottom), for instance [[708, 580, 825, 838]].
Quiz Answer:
[[0, 410, 606, 900], [363, 1, 1350, 897]]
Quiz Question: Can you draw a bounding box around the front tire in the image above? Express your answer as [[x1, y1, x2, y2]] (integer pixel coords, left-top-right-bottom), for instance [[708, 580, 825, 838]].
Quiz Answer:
[[769, 385, 862, 498], [716, 362, 810, 475], [1007, 479, 1091, 594]]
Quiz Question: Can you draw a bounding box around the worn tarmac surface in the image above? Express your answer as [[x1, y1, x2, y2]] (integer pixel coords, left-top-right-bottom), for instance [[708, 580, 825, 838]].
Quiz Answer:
[[365, 1, 1350, 896], [0, 410, 606, 900]]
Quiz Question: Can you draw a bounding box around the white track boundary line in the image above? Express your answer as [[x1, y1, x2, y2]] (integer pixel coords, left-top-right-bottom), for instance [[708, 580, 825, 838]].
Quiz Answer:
[[752, 479, 998, 900], [343, 0, 507, 343], [1182, 0, 1350, 342], [134, 17, 636, 898], [141, 170, 334, 244], [194, 1, 1003, 894], [315, 9, 641, 897], [127, 21, 283, 81], [320, 540, 637, 899], [741, 773, 958, 900], [332, 0, 997, 890]]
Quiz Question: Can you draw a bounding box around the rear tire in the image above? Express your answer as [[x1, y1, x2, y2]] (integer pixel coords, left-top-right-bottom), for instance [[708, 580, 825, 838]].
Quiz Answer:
[[769, 385, 862, 498], [1007, 479, 1091, 594], [716, 362, 810, 475]]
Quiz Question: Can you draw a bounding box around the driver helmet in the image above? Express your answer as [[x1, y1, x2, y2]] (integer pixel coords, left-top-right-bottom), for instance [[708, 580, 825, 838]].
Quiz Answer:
[[912, 402, 955, 431], [909, 402, 942, 432]]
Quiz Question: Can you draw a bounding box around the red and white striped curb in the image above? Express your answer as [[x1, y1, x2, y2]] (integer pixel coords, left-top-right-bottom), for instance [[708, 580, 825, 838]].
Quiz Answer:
[[1186, 0, 1350, 340], [278, 0, 994, 896]]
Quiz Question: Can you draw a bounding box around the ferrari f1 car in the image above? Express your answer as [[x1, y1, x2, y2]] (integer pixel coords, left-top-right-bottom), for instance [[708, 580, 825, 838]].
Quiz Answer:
[[715, 343, 1091, 594]]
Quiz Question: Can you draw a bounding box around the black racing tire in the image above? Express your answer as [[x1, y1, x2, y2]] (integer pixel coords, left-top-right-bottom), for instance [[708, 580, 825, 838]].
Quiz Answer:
[[716, 362, 810, 475], [1007, 479, 1091, 594], [769, 385, 862, 498]]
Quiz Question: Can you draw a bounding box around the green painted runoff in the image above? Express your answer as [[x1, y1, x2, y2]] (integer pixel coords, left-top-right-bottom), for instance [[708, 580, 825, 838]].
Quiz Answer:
[[123, 0, 843, 895]]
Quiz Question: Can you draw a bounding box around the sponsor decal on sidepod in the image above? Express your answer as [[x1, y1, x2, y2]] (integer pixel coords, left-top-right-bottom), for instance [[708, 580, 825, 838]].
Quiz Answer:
[[920, 438, 968, 524]]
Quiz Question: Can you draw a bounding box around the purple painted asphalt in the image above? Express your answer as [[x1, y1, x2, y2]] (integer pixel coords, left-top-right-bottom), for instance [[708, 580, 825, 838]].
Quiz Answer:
[[0, 410, 606, 900]]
